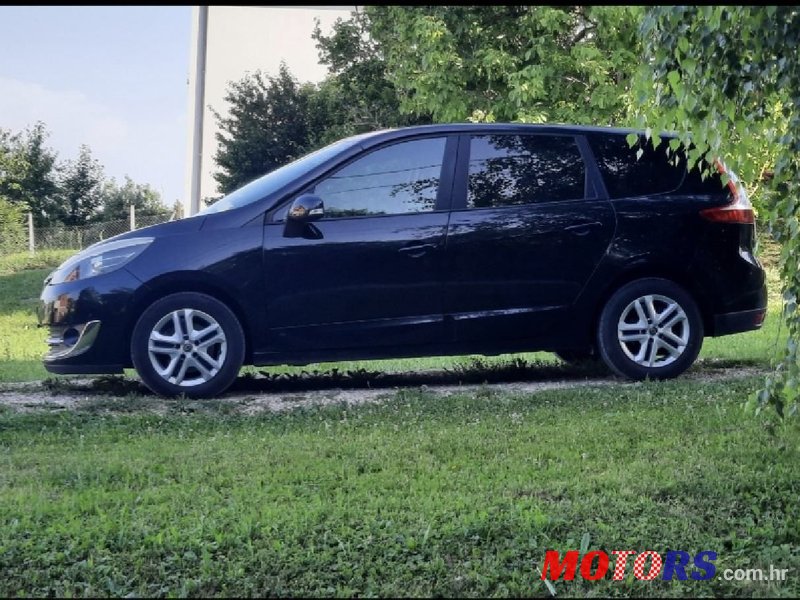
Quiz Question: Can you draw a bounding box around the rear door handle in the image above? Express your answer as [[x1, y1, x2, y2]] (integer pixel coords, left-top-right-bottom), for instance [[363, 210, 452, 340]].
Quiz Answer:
[[399, 243, 438, 258], [564, 221, 604, 236]]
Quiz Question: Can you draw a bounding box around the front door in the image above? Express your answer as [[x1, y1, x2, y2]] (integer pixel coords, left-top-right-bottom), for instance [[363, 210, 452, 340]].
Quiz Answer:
[[262, 135, 456, 353]]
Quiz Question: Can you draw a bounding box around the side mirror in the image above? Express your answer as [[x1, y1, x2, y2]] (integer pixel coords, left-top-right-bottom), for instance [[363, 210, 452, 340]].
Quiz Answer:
[[288, 194, 324, 222]]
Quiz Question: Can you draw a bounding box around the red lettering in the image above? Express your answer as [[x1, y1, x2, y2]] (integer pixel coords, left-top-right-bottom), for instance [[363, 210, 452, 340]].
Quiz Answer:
[[541, 550, 579, 581], [580, 551, 609, 580]]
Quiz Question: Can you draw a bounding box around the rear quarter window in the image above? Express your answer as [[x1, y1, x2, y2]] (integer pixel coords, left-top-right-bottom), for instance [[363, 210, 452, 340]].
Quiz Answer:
[[588, 133, 687, 199]]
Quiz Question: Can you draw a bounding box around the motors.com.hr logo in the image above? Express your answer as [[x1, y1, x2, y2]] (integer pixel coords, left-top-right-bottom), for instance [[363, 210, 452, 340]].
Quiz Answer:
[[541, 549, 717, 582], [540, 549, 791, 583]]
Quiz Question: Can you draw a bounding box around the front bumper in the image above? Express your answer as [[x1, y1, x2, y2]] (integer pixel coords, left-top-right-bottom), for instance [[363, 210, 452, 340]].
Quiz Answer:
[[38, 267, 143, 374], [45, 319, 102, 360]]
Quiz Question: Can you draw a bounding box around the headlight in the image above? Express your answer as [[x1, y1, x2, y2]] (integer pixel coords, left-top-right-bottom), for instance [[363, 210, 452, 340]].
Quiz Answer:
[[50, 237, 153, 284]]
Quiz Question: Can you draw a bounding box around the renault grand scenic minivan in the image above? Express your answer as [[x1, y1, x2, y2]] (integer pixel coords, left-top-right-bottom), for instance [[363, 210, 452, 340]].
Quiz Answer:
[[38, 124, 767, 397]]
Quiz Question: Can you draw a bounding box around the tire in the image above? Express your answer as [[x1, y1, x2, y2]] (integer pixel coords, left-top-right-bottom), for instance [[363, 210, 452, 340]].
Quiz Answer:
[[131, 292, 245, 398], [555, 348, 599, 364], [596, 278, 703, 381]]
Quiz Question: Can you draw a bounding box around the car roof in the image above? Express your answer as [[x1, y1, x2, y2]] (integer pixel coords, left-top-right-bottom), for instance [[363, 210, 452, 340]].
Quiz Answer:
[[352, 122, 673, 146]]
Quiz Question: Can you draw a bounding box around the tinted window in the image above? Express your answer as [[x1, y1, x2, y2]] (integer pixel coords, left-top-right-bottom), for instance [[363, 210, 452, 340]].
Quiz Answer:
[[312, 137, 446, 218], [588, 133, 686, 199], [200, 134, 368, 215], [467, 135, 586, 208]]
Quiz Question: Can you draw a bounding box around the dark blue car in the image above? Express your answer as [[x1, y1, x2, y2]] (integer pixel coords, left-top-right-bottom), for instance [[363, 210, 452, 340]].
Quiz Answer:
[[38, 124, 767, 397]]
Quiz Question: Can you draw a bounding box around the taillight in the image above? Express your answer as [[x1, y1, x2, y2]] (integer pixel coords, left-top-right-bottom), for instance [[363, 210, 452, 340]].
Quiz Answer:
[[699, 159, 755, 224]]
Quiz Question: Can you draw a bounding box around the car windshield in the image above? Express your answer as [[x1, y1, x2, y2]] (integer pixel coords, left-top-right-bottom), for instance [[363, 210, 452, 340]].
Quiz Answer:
[[198, 135, 368, 215]]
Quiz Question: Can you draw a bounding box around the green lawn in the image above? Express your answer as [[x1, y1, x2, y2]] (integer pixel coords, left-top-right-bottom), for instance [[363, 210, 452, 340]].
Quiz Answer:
[[1, 376, 798, 597]]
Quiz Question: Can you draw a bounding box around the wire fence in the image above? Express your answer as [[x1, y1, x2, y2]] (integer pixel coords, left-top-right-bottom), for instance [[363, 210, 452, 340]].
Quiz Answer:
[[31, 214, 170, 252], [1, 207, 175, 256]]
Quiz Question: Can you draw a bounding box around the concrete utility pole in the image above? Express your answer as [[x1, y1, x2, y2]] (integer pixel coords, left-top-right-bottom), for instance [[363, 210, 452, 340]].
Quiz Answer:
[[185, 6, 209, 217], [27, 212, 34, 256]]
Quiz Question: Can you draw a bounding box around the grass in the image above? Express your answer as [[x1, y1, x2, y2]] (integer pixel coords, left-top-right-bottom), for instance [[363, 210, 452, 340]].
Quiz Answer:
[[0, 250, 75, 382], [0, 376, 798, 597]]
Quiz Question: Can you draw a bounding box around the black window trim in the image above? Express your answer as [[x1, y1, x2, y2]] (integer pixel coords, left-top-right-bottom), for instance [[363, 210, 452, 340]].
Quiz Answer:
[[267, 133, 459, 223], [449, 131, 608, 211]]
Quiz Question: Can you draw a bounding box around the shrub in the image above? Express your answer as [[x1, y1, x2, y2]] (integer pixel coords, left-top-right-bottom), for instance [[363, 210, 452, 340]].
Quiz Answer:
[[0, 196, 26, 255]]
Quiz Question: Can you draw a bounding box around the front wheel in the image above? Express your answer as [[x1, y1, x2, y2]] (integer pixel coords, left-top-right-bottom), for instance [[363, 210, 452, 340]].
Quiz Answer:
[[596, 278, 703, 381], [131, 292, 245, 398]]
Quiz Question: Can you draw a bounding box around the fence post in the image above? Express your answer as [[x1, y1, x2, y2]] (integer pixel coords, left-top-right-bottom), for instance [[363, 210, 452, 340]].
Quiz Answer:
[[27, 212, 34, 256], [130, 204, 136, 231]]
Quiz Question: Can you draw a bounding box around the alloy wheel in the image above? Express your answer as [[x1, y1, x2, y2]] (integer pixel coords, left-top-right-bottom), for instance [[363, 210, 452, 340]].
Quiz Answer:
[[616, 294, 690, 368], [147, 308, 228, 386]]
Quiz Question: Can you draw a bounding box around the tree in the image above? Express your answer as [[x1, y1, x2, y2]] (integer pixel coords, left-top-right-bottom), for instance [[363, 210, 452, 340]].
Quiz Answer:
[[57, 144, 104, 226], [0, 122, 60, 225], [169, 199, 184, 220], [98, 176, 169, 222], [347, 6, 642, 124], [312, 8, 431, 137], [212, 63, 317, 196], [633, 6, 800, 415]]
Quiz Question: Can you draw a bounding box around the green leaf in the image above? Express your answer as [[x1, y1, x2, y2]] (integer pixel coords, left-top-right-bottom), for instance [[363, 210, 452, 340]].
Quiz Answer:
[[667, 70, 681, 88], [580, 532, 591, 554]]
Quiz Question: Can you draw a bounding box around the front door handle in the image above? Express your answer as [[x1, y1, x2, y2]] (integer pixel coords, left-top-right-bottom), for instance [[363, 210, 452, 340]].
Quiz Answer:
[[564, 221, 604, 236], [399, 243, 438, 258]]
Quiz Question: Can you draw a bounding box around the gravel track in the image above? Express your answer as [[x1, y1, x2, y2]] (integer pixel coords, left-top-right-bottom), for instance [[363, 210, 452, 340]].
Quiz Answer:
[[0, 364, 766, 415]]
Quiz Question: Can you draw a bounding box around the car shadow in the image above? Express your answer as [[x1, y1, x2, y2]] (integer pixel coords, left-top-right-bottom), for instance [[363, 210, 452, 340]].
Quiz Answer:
[[39, 356, 765, 398]]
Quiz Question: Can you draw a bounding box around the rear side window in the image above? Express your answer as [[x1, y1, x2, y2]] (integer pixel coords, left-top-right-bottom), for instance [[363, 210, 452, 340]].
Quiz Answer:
[[467, 134, 586, 208], [588, 133, 686, 199]]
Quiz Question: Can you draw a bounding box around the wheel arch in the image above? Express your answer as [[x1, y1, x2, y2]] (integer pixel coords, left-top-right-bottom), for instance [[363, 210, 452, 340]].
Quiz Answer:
[[587, 262, 714, 342], [125, 272, 254, 366]]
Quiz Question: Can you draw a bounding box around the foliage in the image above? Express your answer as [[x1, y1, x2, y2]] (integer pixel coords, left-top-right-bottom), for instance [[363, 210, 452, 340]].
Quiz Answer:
[[0, 196, 26, 255], [55, 144, 104, 226], [98, 175, 170, 222], [354, 6, 642, 124], [211, 13, 436, 198], [633, 6, 800, 416], [211, 63, 320, 197], [169, 199, 184, 220], [312, 8, 431, 139], [0, 123, 60, 226], [212, 7, 641, 192], [0, 121, 168, 227]]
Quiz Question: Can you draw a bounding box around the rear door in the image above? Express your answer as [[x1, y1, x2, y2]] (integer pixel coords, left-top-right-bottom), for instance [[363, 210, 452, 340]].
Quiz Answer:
[[443, 132, 615, 342], [261, 135, 457, 352]]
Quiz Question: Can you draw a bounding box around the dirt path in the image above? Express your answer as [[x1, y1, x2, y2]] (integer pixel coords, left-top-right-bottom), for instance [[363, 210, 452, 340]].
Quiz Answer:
[[0, 364, 766, 415]]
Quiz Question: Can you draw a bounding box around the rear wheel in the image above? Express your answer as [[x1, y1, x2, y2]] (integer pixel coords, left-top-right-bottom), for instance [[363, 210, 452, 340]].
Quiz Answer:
[[597, 278, 703, 380], [131, 292, 245, 398]]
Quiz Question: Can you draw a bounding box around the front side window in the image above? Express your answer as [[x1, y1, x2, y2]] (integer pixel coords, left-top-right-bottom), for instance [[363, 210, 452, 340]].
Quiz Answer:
[[467, 134, 586, 208], [200, 134, 367, 215], [312, 137, 447, 218]]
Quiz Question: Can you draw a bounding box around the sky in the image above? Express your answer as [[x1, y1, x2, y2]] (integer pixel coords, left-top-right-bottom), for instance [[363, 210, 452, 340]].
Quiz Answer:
[[0, 6, 191, 207]]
